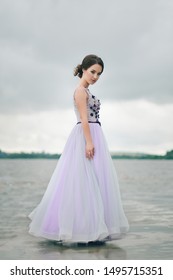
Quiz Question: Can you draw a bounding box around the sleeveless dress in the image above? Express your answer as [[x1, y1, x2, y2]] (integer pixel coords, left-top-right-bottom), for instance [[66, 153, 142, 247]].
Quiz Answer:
[[28, 88, 129, 243]]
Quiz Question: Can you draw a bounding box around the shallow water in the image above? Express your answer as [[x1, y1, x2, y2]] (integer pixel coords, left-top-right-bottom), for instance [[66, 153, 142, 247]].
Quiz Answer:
[[0, 159, 173, 260]]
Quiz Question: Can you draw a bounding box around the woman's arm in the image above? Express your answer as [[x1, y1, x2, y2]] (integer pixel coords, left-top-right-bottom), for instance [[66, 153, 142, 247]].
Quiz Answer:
[[74, 88, 94, 159]]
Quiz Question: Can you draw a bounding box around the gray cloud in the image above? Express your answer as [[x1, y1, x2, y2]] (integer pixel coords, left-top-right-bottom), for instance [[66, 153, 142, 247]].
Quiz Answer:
[[0, 0, 173, 114]]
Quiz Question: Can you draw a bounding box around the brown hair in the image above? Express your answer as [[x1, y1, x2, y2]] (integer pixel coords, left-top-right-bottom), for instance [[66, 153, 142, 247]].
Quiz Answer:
[[74, 54, 104, 78]]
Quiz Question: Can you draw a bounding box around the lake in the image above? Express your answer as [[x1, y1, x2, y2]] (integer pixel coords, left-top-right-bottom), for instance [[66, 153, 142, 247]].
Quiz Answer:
[[0, 159, 173, 260]]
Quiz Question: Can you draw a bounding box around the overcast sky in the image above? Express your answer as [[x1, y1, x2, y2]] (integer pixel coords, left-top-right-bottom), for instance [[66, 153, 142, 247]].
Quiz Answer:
[[0, 0, 173, 155]]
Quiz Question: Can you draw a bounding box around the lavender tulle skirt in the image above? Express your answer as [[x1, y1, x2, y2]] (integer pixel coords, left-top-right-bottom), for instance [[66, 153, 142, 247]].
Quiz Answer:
[[29, 123, 129, 243]]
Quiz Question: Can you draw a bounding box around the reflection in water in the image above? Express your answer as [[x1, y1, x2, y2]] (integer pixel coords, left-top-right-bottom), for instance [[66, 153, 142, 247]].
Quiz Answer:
[[37, 240, 127, 260]]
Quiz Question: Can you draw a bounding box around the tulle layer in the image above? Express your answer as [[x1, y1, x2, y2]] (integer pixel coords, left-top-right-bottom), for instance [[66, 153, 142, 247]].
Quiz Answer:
[[29, 123, 129, 243]]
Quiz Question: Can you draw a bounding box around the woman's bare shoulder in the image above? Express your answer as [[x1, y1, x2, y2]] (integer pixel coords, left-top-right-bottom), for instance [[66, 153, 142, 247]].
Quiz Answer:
[[74, 86, 88, 100]]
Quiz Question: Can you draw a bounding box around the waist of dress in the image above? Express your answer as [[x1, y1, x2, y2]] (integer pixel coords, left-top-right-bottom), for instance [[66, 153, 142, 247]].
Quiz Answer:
[[77, 121, 101, 126]]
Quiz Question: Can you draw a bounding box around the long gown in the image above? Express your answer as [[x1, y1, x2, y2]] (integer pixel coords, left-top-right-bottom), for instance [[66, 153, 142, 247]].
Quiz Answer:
[[28, 87, 129, 243]]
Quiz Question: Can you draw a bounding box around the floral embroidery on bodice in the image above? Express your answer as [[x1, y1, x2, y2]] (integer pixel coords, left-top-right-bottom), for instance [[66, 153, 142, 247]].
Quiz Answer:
[[74, 88, 101, 123]]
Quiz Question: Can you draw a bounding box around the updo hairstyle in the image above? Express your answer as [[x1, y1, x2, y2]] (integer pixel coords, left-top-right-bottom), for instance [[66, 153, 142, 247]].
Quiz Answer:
[[73, 54, 104, 78]]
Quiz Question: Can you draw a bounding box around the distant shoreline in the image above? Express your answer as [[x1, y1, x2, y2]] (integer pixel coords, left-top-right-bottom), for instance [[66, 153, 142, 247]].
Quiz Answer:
[[0, 149, 173, 160]]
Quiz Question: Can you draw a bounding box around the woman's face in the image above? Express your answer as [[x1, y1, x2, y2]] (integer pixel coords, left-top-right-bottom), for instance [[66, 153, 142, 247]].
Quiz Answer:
[[83, 64, 102, 85]]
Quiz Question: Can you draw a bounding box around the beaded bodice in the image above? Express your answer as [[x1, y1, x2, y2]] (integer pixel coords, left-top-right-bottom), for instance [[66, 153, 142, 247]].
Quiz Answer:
[[74, 88, 101, 123]]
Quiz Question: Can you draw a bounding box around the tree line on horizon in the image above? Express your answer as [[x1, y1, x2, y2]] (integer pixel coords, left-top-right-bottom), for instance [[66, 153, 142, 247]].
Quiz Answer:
[[0, 149, 173, 159]]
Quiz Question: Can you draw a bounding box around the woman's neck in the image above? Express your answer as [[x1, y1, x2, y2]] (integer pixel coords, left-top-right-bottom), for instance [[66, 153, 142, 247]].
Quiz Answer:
[[78, 78, 89, 89]]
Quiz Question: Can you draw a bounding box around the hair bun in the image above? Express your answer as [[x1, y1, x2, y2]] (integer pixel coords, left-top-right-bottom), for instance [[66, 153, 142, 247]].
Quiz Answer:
[[73, 64, 83, 78]]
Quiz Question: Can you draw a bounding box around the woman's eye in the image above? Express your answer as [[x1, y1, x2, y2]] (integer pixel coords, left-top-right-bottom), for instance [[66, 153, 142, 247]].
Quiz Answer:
[[90, 70, 101, 76]]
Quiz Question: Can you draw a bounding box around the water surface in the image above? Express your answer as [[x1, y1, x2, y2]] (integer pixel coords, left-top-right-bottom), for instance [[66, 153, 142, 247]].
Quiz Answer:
[[0, 159, 172, 259]]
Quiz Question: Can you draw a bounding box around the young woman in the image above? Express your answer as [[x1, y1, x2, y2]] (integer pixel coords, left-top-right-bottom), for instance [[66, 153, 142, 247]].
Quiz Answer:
[[29, 54, 129, 244]]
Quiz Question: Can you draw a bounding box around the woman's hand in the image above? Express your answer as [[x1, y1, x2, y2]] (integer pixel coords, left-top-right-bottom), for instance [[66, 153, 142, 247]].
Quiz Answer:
[[86, 142, 95, 160]]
